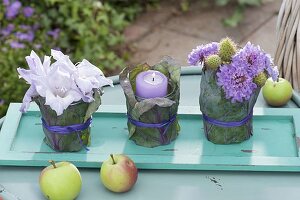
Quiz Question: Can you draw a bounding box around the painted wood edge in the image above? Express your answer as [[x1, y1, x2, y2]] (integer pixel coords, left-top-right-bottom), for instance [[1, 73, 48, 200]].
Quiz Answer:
[[0, 104, 23, 151], [1, 152, 300, 171], [18, 102, 300, 116], [0, 116, 5, 129]]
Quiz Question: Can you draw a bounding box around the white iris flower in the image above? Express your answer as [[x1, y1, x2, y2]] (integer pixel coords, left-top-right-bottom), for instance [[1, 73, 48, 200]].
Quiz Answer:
[[17, 50, 113, 115]]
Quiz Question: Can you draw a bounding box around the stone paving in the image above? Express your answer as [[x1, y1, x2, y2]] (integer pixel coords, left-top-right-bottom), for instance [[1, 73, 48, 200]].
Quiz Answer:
[[124, 0, 282, 67]]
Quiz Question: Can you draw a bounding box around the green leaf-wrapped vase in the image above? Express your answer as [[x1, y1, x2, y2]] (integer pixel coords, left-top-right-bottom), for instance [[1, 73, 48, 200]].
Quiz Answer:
[[35, 89, 101, 152], [200, 69, 260, 144], [120, 57, 181, 148]]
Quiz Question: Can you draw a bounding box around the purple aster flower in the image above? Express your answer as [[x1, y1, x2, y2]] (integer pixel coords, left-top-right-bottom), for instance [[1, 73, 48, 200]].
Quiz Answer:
[[266, 65, 279, 81], [188, 42, 219, 65], [0, 99, 5, 106], [232, 42, 267, 78], [33, 23, 40, 30], [19, 24, 31, 30], [233, 42, 279, 81], [264, 54, 279, 81], [0, 24, 14, 36], [5, 1, 22, 19], [3, 0, 10, 6], [15, 30, 34, 42], [34, 44, 42, 49], [23, 6, 34, 18], [217, 63, 257, 103], [10, 41, 25, 49], [47, 28, 60, 40]]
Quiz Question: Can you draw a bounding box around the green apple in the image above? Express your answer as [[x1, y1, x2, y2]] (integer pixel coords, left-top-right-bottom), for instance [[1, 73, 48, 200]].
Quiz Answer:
[[100, 154, 138, 193], [262, 77, 293, 107], [39, 160, 82, 200]]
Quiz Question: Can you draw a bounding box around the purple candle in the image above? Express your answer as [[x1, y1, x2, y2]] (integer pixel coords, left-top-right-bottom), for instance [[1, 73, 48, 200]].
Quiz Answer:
[[135, 70, 168, 99]]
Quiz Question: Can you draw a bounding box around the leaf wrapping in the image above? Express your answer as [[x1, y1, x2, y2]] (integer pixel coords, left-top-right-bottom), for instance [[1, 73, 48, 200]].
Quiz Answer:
[[200, 69, 260, 144], [120, 56, 181, 147], [35, 89, 101, 152]]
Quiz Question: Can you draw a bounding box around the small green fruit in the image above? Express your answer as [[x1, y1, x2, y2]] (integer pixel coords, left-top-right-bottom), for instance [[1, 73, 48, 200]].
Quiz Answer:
[[262, 78, 293, 107], [205, 54, 221, 70], [219, 37, 237, 62], [39, 161, 82, 200], [254, 72, 268, 87]]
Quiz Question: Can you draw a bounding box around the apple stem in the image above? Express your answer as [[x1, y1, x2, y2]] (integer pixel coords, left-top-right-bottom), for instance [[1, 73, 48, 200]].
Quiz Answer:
[[49, 160, 57, 168], [110, 154, 116, 165]]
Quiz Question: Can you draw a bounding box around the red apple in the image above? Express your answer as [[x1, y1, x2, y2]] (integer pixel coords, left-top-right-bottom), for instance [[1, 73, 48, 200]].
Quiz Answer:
[[262, 78, 293, 107], [39, 160, 82, 200], [100, 154, 138, 193]]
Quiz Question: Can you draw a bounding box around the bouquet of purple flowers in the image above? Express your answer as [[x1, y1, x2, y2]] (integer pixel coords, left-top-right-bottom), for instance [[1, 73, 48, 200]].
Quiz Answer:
[[188, 38, 279, 144]]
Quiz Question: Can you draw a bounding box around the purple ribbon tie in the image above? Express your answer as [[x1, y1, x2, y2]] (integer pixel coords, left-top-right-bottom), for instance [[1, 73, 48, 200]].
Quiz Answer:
[[203, 111, 253, 128], [41, 118, 92, 151], [127, 114, 176, 130], [127, 114, 177, 144]]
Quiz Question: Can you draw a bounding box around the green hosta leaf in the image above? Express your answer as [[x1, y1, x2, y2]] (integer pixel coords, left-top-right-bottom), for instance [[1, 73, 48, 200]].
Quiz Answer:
[[111, 13, 126, 29], [223, 5, 244, 27]]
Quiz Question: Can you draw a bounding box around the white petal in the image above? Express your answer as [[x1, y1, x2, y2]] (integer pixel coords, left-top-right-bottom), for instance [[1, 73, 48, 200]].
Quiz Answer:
[[51, 49, 76, 73], [97, 76, 114, 88], [75, 77, 94, 93], [51, 49, 65, 60], [35, 85, 47, 97], [77, 59, 104, 76], [45, 90, 64, 116], [19, 85, 38, 113], [17, 68, 32, 84], [67, 90, 83, 103], [29, 50, 44, 75], [43, 55, 51, 73], [76, 59, 113, 89]]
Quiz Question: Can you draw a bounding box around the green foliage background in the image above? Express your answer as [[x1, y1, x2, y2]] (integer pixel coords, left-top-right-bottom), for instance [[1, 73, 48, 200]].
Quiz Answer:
[[0, 0, 145, 117]]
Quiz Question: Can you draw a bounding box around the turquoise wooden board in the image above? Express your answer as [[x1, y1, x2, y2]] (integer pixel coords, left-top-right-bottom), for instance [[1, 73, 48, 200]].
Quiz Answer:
[[0, 103, 300, 171]]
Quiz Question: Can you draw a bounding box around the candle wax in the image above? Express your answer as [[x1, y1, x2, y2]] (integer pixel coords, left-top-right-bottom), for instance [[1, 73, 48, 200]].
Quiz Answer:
[[135, 70, 168, 99], [144, 72, 163, 85]]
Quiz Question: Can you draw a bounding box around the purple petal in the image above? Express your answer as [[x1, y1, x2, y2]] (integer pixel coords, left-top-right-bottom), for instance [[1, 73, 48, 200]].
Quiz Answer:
[[188, 42, 219, 65], [0, 99, 5, 106], [5, 1, 22, 19], [19, 24, 31, 30], [15, 30, 35, 42], [23, 6, 34, 18], [47, 28, 60, 40], [3, 0, 10, 6], [34, 44, 41, 49], [10, 41, 25, 49], [0, 24, 14, 36]]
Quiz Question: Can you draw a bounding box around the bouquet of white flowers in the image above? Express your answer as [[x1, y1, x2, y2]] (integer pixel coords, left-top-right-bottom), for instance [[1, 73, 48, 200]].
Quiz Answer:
[[18, 50, 113, 151]]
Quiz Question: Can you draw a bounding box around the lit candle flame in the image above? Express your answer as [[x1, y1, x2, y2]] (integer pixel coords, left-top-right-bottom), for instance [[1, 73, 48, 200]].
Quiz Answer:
[[152, 72, 156, 81]]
